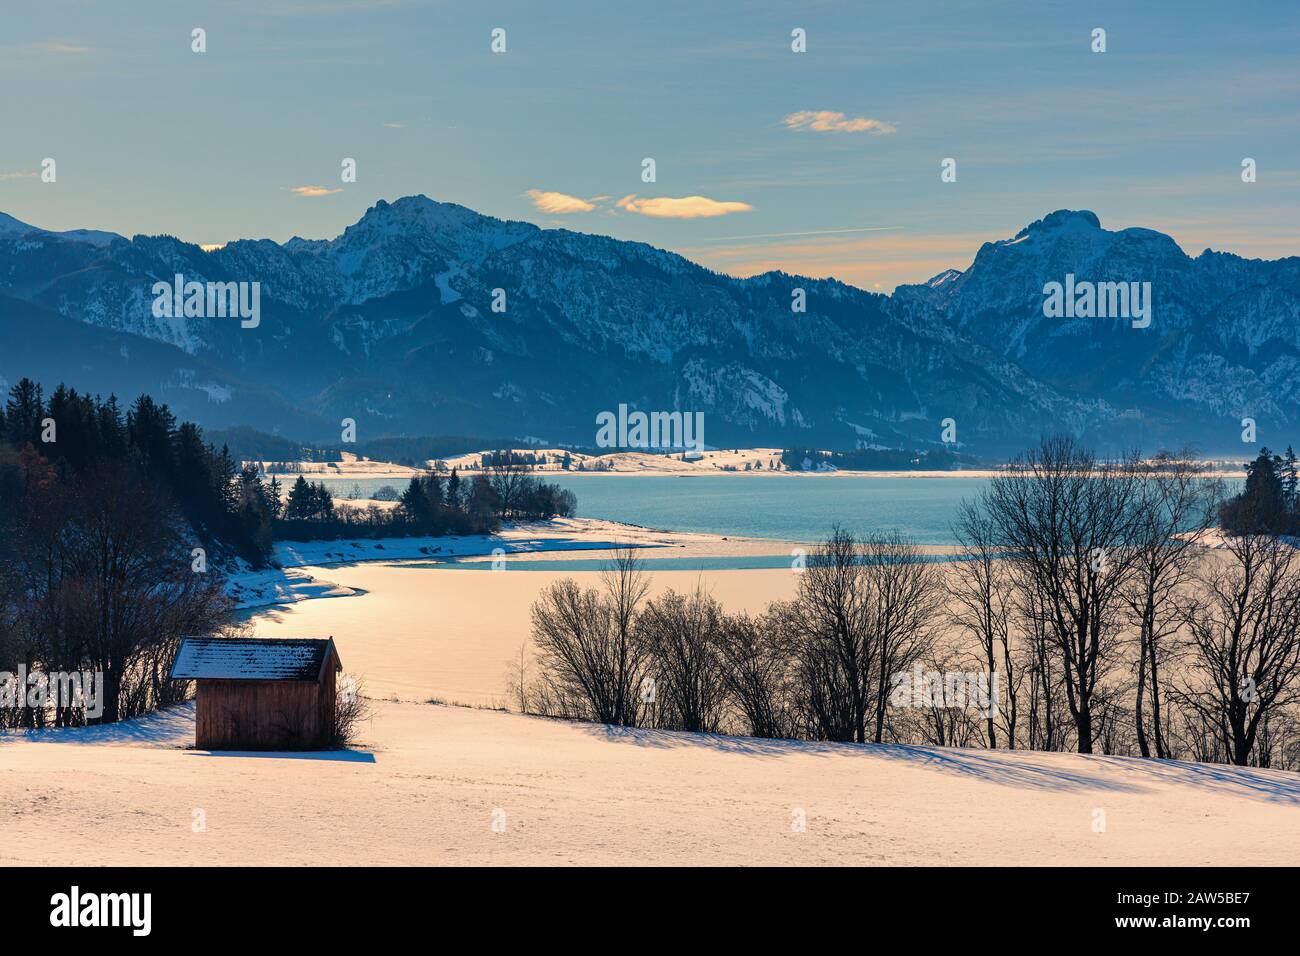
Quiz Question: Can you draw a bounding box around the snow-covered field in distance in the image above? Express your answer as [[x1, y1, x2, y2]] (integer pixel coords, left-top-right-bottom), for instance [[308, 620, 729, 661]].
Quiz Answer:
[[247, 449, 1252, 482]]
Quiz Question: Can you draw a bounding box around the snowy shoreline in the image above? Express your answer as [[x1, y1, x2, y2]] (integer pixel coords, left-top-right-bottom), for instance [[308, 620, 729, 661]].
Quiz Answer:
[[226, 517, 804, 610]]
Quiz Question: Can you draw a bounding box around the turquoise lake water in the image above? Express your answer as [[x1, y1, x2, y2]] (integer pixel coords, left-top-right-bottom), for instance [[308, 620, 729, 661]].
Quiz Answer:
[[313, 474, 995, 545]]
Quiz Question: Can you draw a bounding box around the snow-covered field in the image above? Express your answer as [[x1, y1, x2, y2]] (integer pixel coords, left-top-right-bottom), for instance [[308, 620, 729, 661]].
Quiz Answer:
[[250, 448, 795, 477], [2, 700, 1296, 866], [249, 452, 422, 480], [439, 446, 792, 474]]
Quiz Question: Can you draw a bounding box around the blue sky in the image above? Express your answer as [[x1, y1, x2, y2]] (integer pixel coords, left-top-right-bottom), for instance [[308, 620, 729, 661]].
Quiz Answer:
[[2, 0, 1297, 289]]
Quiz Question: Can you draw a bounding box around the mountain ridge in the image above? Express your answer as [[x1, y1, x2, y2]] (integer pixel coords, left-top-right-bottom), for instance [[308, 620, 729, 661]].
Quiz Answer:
[[2, 196, 1296, 455]]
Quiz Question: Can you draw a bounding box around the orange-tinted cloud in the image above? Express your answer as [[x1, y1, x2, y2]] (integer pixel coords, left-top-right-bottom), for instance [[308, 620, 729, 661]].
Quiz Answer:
[[291, 185, 343, 197], [525, 189, 596, 213], [783, 110, 897, 135], [616, 194, 753, 219]]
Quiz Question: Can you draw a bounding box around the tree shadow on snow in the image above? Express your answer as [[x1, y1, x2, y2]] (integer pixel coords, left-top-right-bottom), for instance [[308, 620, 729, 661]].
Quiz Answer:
[[0, 701, 197, 747], [1, 703, 377, 764], [587, 725, 1300, 803]]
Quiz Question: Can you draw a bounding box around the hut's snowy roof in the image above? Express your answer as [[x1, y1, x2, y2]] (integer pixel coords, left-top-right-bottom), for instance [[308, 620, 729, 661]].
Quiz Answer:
[[170, 637, 341, 681]]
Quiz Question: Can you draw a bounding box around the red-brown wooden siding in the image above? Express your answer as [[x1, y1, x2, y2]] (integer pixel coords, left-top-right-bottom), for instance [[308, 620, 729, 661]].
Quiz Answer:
[[194, 664, 336, 750]]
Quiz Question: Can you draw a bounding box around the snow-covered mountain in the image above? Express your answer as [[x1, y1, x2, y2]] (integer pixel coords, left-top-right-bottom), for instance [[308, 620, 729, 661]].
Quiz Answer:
[[2, 197, 1295, 454], [895, 209, 1300, 441]]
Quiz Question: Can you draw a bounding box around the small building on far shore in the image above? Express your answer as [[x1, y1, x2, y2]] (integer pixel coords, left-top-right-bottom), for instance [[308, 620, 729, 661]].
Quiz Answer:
[[170, 637, 342, 751]]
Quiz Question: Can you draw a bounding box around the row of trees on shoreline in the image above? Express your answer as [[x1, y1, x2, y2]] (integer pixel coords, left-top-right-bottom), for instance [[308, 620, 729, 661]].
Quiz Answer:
[[518, 437, 1300, 770], [272, 454, 577, 541]]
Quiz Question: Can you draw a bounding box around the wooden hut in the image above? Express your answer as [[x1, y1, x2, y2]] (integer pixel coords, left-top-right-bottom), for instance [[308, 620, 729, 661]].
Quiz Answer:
[[170, 637, 343, 751]]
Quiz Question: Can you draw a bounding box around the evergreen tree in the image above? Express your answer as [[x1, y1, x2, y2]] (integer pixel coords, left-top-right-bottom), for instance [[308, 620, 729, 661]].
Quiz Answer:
[[126, 394, 176, 474], [172, 422, 220, 530], [1282, 446, 1298, 514], [423, 472, 443, 508], [400, 476, 428, 525], [284, 476, 315, 520], [237, 464, 275, 555], [466, 473, 500, 526], [213, 444, 240, 516], [1223, 447, 1290, 533], [446, 468, 462, 507], [96, 395, 127, 459], [4, 378, 44, 447], [267, 475, 283, 519], [311, 481, 335, 520]]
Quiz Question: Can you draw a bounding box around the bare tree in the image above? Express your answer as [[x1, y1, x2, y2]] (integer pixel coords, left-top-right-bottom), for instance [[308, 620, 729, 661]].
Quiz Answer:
[[864, 531, 944, 743], [1019, 582, 1071, 754], [600, 546, 650, 725], [1179, 530, 1300, 765], [636, 583, 727, 733], [530, 545, 649, 725], [531, 579, 622, 722], [715, 611, 792, 739], [329, 674, 372, 748], [1124, 453, 1221, 757], [778, 526, 874, 742], [486, 452, 533, 519], [949, 500, 1018, 748], [503, 642, 532, 714], [68, 463, 230, 722], [775, 527, 941, 744], [910, 650, 985, 748], [1019, 581, 1066, 751], [981, 436, 1145, 753]]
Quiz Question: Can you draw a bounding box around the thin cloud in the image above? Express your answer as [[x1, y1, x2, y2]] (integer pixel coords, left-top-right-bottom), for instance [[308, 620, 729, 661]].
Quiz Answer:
[[525, 189, 596, 214], [616, 195, 753, 219], [0, 171, 38, 181], [382, 122, 407, 128], [23, 41, 90, 55], [291, 185, 343, 197], [784, 110, 897, 135], [272, 0, 413, 12], [696, 225, 898, 243]]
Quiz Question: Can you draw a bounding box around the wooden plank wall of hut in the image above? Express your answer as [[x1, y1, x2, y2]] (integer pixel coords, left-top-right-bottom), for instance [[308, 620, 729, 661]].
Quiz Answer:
[[196, 680, 327, 750]]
